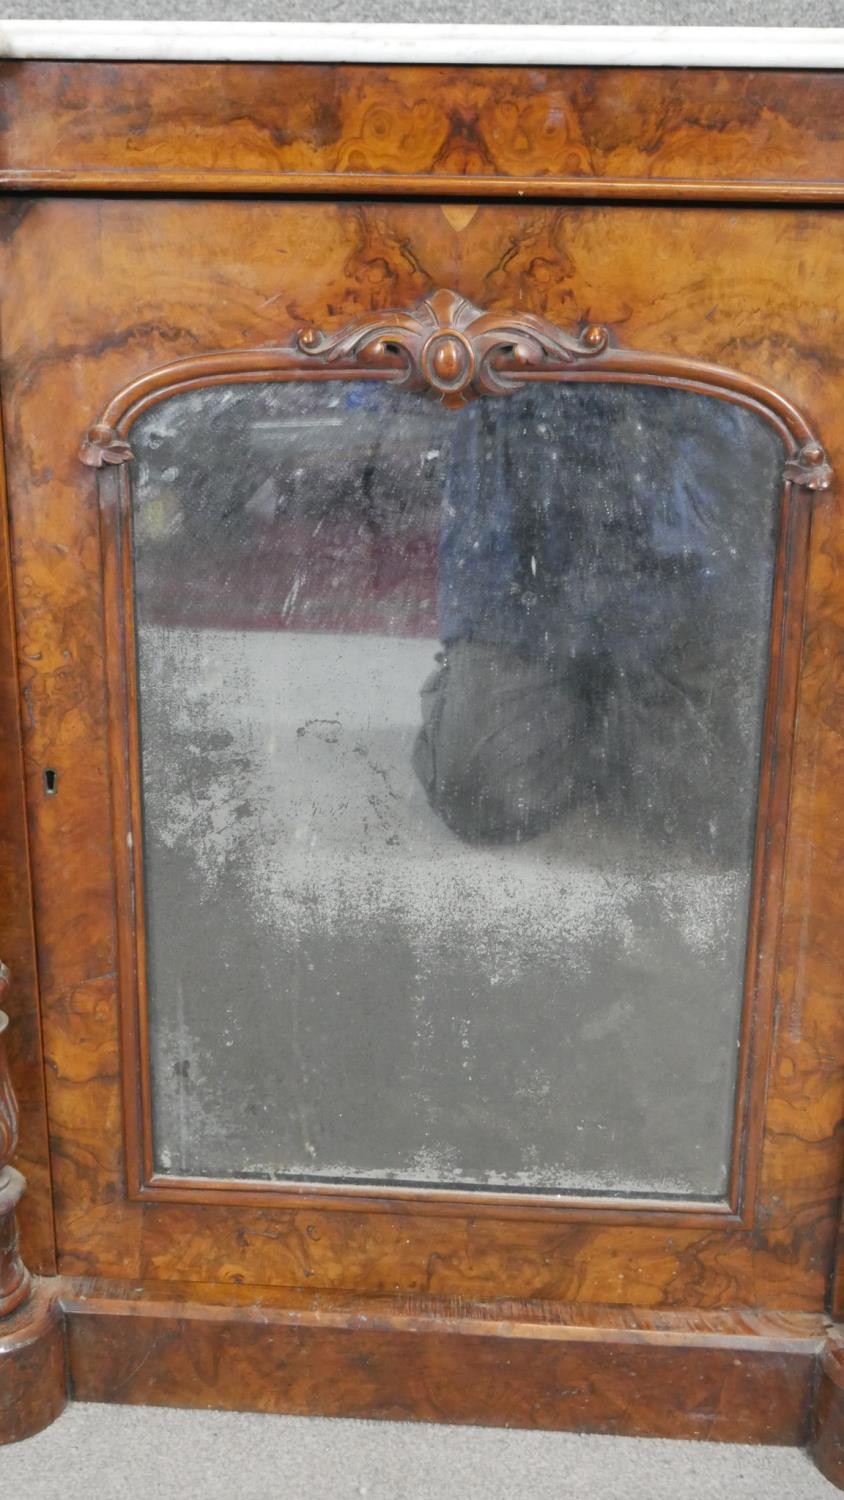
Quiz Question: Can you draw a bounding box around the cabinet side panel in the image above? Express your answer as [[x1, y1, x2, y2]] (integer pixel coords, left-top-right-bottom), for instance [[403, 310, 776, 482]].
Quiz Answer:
[[0, 226, 57, 1272]]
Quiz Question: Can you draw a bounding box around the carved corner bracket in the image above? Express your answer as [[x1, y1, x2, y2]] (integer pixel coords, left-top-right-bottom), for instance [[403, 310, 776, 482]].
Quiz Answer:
[[79, 423, 134, 470], [297, 287, 609, 404], [0, 967, 31, 1319], [784, 440, 833, 492]]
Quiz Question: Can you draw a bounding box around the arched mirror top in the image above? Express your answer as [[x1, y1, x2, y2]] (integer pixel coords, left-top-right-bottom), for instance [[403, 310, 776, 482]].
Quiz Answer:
[[79, 289, 832, 494]]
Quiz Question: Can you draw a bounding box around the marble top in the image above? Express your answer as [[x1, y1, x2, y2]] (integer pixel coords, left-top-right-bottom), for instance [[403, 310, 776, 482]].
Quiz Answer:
[[1, 20, 843, 67]]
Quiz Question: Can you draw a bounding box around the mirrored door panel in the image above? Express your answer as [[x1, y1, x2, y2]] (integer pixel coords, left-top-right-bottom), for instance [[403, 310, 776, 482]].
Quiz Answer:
[[125, 376, 784, 1198]]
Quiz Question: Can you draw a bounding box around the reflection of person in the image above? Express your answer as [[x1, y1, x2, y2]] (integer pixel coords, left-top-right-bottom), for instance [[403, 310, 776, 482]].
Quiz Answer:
[[412, 386, 737, 849]]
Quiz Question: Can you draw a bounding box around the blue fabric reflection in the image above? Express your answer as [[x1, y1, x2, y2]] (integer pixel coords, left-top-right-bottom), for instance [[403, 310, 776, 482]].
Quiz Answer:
[[438, 385, 742, 664]]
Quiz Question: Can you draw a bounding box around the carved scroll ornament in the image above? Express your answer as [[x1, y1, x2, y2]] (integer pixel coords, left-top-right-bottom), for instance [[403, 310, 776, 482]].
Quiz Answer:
[[297, 287, 609, 402]]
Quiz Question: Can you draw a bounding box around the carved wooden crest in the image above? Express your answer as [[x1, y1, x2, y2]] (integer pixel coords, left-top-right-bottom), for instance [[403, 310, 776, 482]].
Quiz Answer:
[[79, 288, 831, 492], [297, 287, 609, 403]]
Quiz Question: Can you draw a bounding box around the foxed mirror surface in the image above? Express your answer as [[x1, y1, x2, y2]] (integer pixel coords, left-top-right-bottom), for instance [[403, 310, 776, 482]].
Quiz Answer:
[[129, 377, 784, 1198]]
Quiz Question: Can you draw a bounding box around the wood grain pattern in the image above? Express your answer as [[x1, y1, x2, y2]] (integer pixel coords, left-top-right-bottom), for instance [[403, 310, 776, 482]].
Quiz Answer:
[[0, 404, 55, 1276], [1, 195, 842, 1310], [62, 1278, 823, 1444], [3, 64, 844, 200], [0, 1281, 66, 1444]]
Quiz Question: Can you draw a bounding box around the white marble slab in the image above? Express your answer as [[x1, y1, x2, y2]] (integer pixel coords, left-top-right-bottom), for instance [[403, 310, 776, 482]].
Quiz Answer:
[[0, 20, 843, 68]]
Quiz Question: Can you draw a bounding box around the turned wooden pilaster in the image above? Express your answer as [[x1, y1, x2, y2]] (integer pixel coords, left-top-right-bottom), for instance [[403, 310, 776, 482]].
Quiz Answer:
[[0, 970, 31, 1318], [0, 965, 67, 1443]]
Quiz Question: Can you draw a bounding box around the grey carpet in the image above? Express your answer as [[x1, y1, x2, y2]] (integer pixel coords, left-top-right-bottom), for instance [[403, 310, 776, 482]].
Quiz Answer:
[[3, 2, 844, 27], [0, 1403, 838, 1498]]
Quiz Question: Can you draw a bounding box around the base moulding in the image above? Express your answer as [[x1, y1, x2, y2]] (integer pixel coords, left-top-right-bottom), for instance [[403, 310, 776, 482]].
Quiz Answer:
[[2, 1278, 844, 1484]]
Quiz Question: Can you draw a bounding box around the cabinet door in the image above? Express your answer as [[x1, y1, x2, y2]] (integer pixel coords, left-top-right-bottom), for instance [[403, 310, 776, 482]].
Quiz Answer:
[[1, 196, 842, 1304]]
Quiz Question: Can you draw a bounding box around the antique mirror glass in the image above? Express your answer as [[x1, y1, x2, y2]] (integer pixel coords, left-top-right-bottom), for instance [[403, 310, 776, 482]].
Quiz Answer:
[[128, 376, 784, 1197]]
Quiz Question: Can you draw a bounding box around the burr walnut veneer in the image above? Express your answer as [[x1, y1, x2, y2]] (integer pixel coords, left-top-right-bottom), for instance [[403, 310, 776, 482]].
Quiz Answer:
[[1, 53, 844, 1486]]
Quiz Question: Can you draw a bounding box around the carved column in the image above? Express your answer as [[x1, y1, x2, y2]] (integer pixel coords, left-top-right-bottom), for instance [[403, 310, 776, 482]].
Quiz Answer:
[[0, 967, 31, 1317], [0, 965, 66, 1443]]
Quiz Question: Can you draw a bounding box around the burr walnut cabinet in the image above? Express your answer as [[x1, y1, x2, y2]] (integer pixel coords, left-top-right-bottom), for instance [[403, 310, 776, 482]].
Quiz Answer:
[[1, 37, 844, 1486]]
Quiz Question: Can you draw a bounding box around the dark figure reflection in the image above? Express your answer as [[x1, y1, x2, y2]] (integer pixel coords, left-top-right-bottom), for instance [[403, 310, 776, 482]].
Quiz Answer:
[[134, 377, 778, 866], [413, 386, 741, 853]]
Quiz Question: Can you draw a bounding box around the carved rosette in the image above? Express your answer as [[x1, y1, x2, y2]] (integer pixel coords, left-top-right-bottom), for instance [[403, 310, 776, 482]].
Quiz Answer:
[[0, 969, 31, 1319], [297, 287, 609, 403]]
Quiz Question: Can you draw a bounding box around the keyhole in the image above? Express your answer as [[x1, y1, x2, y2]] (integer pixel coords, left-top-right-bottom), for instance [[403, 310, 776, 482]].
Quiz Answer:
[[43, 768, 58, 796]]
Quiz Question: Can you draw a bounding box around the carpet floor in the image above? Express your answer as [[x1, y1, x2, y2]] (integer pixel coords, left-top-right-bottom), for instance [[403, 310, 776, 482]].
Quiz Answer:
[[0, 1403, 838, 1498]]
